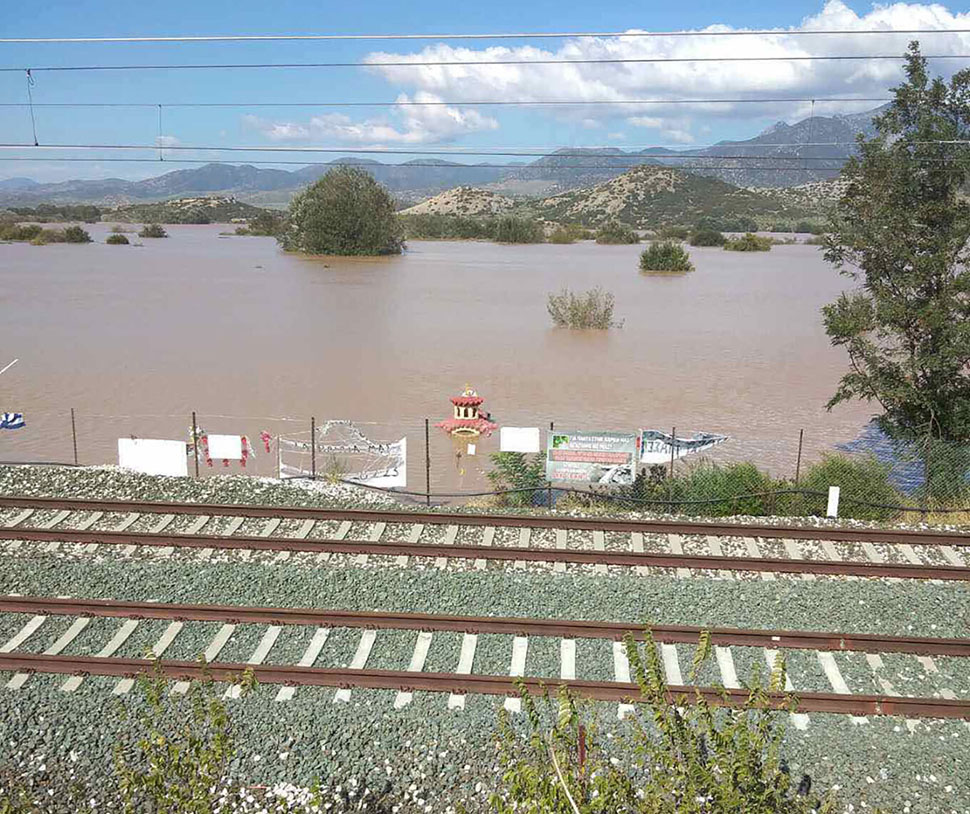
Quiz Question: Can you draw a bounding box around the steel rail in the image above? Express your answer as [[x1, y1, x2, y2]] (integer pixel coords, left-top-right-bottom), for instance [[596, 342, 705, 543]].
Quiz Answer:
[[3, 595, 967, 657], [1, 495, 969, 546], [2, 525, 967, 580], [0, 652, 966, 719]]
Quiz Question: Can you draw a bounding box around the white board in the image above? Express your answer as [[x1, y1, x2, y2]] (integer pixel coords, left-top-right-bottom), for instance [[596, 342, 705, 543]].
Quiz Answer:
[[207, 434, 243, 460], [500, 427, 541, 454], [118, 439, 188, 477]]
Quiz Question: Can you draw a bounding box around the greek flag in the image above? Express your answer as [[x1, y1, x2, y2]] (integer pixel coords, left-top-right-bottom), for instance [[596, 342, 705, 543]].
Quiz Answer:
[[0, 413, 25, 430]]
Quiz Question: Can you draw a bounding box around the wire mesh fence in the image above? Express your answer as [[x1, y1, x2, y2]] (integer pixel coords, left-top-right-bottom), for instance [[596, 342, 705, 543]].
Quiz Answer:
[[2, 406, 970, 524]]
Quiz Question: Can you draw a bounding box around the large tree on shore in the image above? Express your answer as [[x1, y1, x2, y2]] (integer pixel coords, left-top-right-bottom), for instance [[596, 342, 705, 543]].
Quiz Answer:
[[823, 43, 970, 443], [279, 166, 404, 256]]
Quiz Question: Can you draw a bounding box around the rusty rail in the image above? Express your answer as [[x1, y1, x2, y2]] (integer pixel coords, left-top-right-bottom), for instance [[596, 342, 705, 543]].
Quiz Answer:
[[3, 595, 967, 657], [1, 495, 968, 546], [1, 525, 967, 581], [0, 651, 966, 719]]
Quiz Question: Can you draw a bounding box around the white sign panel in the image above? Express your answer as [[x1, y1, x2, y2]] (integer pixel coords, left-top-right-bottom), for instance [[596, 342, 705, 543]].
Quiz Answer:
[[207, 434, 243, 460], [638, 430, 728, 465], [118, 438, 188, 477], [500, 427, 541, 454]]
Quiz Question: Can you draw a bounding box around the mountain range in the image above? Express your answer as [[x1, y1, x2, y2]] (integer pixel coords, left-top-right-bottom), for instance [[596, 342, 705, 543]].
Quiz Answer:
[[0, 106, 883, 208]]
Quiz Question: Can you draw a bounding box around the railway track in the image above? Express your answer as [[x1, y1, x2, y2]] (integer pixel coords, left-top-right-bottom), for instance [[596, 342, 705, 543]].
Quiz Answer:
[[1, 510, 968, 580], [0, 595, 967, 722]]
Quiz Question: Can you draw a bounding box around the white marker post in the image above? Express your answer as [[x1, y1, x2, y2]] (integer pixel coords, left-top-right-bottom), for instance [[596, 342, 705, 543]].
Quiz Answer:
[[826, 486, 841, 518], [0, 359, 18, 378]]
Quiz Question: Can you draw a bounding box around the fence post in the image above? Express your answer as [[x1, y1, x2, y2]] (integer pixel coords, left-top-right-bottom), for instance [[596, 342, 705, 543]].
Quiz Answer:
[[70, 408, 78, 466], [191, 411, 200, 478], [425, 418, 431, 506], [310, 416, 316, 479], [276, 435, 281, 479], [667, 426, 676, 514], [826, 486, 840, 518], [547, 420, 554, 510], [794, 428, 804, 485], [922, 432, 932, 517]]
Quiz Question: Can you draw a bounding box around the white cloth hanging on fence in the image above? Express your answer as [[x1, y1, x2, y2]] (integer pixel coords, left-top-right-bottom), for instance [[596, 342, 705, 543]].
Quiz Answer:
[[500, 427, 541, 453], [118, 438, 188, 477], [206, 434, 244, 460]]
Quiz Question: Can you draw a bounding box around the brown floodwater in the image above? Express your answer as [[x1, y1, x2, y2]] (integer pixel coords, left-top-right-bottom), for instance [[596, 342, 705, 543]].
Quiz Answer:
[[0, 224, 872, 494]]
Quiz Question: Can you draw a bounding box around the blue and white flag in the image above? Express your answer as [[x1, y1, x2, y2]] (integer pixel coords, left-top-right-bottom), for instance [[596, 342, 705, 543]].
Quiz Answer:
[[0, 413, 25, 430]]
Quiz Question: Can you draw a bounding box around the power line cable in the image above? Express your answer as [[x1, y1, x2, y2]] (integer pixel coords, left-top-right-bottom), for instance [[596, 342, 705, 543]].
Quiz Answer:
[[0, 96, 894, 108], [2, 28, 969, 43], [5, 53, 970, 73], [1, 141, 964, 156], [0, 156, 846, 172]]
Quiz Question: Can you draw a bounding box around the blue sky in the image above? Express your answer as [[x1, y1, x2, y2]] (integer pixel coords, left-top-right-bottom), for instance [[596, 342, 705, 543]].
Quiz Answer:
[[3, 0, 970, 181]]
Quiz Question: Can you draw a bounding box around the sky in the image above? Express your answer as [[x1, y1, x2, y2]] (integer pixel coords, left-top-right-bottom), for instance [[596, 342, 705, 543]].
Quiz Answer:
[[3, 0, 970, 182]]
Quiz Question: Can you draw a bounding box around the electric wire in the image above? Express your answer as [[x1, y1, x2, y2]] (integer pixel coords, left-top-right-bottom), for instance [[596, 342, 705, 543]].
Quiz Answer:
[[2, 28, 969, 43], [5, 53, 970, 73], [0, 96, 894, 108]]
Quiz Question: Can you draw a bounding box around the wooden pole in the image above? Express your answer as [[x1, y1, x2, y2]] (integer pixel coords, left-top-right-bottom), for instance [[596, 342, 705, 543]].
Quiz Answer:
[[70, 408, 78, 466], [425, 418, 431, 506], [191, 412, 200, 478], [310, 416, 316, 479], [794, 428, 804, 486], [276, 435, 281, 479], [668, 426, 676, 513], [547, 420, 554, 510]]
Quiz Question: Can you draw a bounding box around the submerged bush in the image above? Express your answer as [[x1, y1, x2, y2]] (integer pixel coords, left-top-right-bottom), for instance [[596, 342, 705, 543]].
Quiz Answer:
[[689, 227, 726, 246], [0, 223, 42, 241], [547, 287, 622, 329], [548, 223, 591, 244], [639, 240, 694, 272], [724, 232, 773, 252], [138, 223, 169, 238], [106, 233, 130, 245], [655, 224, 690, 240], [493, 215, 544, 244], [595, 221, 639, 244], [63, 225, 92, 243]]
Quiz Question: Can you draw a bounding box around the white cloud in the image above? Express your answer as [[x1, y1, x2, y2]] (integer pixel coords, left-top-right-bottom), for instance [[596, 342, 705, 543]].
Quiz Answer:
[[362, 1, 970, 144], [242, 92, 498, 146]]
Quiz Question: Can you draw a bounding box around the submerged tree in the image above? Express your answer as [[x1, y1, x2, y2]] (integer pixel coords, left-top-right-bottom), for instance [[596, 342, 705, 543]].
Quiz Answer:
[[280, 166, 404, 256], [823, 43, 970, 443]]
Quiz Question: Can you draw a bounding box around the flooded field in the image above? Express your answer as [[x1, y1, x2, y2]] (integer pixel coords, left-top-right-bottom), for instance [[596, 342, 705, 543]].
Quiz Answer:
[[0, 224, 872, 491]]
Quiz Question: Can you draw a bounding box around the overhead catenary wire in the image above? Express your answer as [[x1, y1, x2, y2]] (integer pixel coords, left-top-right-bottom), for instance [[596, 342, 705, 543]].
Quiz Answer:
[[1, 140, 965, 157], [2, 27, 970, 43], [0, 96, 895, 109], [5, 53, 970, 73], [0, 157, 847, 173]]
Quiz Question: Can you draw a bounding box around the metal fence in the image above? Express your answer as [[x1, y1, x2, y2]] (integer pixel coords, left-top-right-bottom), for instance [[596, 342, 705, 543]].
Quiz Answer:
[[2, 407, 970, 524]]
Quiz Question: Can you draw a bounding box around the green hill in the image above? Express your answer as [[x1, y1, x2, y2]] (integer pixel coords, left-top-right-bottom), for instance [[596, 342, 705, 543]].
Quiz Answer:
[[108, 196, 272, 224], [519, 164, 816, 229]]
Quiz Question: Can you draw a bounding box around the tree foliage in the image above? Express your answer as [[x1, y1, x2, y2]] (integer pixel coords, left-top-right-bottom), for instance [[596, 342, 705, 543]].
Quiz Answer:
[[723, 233, 772, 252], [487, 452, 548, 507], [823, 43, 970, 443], [280, 167, 404, 255], [595, 221, 640, 244], [492, 631, 836, 814], [689, 228, 727, 247], [639, 241, 694, 272]]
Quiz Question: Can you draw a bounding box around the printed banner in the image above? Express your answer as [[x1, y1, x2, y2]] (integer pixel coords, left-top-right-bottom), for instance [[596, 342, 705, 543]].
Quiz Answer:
[[546, 430, 637, 486], [638, 429, 728, 465], [344, 437, 407, 489]]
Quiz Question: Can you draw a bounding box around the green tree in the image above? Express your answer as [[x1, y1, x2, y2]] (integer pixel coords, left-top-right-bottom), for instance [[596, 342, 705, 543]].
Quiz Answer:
[[595, 221, 639, 244], [138, 223, 168, 238], [724, 233, 772, 252], [823, 43, 970, 443], [487, 452, 547, 506], [280, 167, 404, 255]]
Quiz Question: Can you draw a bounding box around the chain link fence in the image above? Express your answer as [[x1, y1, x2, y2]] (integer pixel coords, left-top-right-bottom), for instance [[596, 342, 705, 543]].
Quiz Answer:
[[3, 407, 970, 524]]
